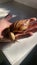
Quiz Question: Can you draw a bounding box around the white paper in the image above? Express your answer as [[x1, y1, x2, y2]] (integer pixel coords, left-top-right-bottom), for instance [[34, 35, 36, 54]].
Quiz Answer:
[[2, 32, 37, 65]]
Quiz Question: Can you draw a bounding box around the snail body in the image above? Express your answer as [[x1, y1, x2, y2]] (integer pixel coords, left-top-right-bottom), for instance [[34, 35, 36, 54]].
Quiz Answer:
[[10, 17, 37, 40]]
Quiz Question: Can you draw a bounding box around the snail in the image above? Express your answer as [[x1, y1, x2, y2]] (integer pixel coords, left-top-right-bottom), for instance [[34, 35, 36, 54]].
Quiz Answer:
[[1, 13, 37, 41], [9, 17, 37, 40]]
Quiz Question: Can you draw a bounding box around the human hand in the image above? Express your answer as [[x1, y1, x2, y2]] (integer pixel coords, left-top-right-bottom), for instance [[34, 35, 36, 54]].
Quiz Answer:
[[0, 13, 12, 39]]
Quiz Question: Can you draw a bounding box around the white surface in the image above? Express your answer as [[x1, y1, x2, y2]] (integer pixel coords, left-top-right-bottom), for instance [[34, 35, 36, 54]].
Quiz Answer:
[[2, 32, 37, 65], [15, 0, 37, 9]]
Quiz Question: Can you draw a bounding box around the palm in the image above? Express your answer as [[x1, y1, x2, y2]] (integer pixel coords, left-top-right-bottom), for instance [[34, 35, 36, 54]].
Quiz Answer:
[[0, 14, 12, 38]]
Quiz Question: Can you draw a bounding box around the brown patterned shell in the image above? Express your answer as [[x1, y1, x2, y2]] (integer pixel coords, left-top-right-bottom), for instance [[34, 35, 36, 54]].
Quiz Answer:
[[13, 19, 30, 31]]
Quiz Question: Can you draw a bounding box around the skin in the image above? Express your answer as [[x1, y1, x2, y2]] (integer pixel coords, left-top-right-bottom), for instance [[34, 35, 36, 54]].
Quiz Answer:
[[0, 14, 12, 39]]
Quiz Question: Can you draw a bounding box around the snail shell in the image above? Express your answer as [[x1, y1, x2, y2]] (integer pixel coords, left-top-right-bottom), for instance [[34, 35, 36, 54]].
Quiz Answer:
[[13, 19, 30, 31]]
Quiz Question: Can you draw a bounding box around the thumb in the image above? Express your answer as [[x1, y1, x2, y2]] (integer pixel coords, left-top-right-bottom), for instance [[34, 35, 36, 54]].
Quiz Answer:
[[4, 13, 12, 21]]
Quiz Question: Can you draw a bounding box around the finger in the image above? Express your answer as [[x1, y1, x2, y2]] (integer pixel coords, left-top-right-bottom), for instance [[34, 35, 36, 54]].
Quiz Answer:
[[30, 17, 37, 21], [0, 35, 3, 39], [4, 13, 12, 20]]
